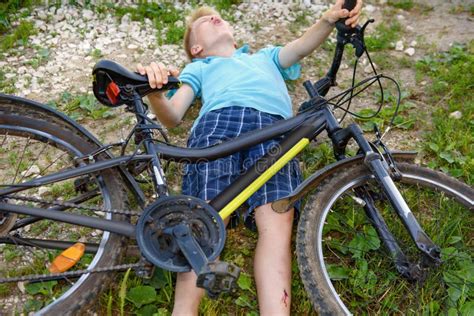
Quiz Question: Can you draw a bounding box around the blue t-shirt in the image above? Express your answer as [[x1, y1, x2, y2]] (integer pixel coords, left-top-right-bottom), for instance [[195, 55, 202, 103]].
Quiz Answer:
[[179, 45, 301, 128]]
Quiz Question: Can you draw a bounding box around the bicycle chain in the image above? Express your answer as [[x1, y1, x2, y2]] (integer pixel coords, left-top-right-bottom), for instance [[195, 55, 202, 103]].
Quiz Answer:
[[5, 194, 142, 216], [1, 195, 146, 284], [0, 263, 145, 284]]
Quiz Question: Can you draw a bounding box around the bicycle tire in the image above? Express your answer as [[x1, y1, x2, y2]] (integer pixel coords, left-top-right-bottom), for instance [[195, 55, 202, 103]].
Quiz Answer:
[[0, 97, 128, 315], [297, 162, 473, 315]]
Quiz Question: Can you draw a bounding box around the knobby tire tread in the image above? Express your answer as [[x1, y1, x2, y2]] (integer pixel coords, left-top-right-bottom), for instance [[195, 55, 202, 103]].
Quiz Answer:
[[296, 162, 473, 315], [0, 98, 129, 315]]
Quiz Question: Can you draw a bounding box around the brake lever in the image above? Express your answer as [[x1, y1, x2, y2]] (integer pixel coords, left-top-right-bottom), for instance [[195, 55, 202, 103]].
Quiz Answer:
[[336, 19, 375, 58]]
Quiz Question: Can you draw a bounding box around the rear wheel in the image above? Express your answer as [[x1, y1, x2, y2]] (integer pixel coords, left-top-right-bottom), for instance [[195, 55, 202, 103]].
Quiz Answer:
[[297, 162, 473, 315], [0, 96, 128, 314]]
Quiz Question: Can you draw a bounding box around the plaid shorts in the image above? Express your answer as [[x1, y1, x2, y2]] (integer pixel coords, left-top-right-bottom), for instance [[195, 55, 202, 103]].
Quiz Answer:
[[182, 106, 302, 229]]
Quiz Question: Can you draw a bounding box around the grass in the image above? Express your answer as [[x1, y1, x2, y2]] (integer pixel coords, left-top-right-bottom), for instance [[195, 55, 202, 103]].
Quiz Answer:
[[365, 20, 402, 51], [0, 69, 16, 94], [387, 0, 415, 11], [320, 179, 473, 314], [416, 42, 474, 183], [0, 19, 35, 51]]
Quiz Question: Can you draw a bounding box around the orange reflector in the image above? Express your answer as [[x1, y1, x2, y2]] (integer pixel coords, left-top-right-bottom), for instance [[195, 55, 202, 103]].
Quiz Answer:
[[106, 81, 120, 105], [48, 242, 85, 273]]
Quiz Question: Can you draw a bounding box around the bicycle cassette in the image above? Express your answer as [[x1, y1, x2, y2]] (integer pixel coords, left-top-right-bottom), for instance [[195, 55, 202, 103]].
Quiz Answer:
[[136, 195, 226, 272]]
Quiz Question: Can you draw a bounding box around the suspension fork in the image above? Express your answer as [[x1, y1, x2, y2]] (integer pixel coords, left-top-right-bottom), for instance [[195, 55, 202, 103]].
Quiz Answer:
[[330, 123, 442, 266]]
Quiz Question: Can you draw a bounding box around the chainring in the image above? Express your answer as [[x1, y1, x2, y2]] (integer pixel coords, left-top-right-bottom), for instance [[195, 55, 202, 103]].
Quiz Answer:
[[136, 195, 226, 272]]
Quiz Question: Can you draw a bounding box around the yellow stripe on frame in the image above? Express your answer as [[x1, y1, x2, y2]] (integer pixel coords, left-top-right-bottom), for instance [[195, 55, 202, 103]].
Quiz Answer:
[[218, 138, 310, 220]]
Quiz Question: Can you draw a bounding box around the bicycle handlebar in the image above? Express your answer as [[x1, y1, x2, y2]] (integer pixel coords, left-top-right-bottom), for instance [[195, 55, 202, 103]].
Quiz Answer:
[[343, 0, 357, 11]]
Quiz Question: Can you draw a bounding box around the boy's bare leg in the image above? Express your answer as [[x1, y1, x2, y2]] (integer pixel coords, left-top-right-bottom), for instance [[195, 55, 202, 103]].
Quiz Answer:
[[172, 271, 204, 316], [254, 203, 294, 316], [172, 213, 230, 316]]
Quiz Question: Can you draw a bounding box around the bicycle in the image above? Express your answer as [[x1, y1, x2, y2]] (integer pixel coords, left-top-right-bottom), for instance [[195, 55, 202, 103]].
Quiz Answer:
[[0, 1, 472, 314]]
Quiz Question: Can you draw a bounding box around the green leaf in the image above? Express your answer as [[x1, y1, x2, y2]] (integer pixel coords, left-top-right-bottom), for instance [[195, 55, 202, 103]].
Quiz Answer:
[[127, 286, 157, 308], [24, 299, 43, 312], [25, 280, 57, 295], [448, 307, 458, 316], [136, 304, 158, 316], [237, 273, 252, 291], [440, 151, 455, 164], [327, 264, 350, 280], [448, 286, 462, 304], [450, 169, 464, 178], [448, 236, 463, 245], [156, 308, 171, 316], [148, 268, 170, 290], [460, 301, 474, 316], [348, 226, 381, 258]]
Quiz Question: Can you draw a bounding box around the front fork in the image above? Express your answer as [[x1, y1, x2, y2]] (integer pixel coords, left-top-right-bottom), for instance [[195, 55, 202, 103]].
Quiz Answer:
[[330, 122, 441, 278]]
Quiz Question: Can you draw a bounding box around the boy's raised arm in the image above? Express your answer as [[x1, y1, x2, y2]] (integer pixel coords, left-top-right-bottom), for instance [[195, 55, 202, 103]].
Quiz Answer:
[[278, 0, 362, 69], [137, 62, 195, 128]]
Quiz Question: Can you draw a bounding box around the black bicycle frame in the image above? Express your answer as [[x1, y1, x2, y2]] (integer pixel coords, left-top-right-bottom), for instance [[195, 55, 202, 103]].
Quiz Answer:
[[0, 90, 441, 268]]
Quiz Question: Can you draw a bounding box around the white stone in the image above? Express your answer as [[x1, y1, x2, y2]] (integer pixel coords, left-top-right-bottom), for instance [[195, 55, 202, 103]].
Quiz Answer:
[[38, 187, 51, 196], [397, 15, 405, 20], [127, 44, 138, 50], [21, 165, 40, 177], [395, 40, 404, 51], [18, 66, 27, 74], [38, 11, 48, 20], [449, 111, 462, 119], [404, 47, 415, 56], [83, 9, 94, 20], [365, 5, 376, 13], [406, 25, 414, 32], [410, 40, 418, 47]]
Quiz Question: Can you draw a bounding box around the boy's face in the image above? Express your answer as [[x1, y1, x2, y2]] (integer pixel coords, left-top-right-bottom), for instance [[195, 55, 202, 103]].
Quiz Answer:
[[190, 14, 234, 57]]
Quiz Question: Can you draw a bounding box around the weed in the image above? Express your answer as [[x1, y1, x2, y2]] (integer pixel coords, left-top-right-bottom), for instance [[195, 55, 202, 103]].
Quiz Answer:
[[0, 19, 36, 51], [387, 0, 414, 10], [206, 0, 241, 11], [416, 42, 473, 183], [57, 92, 113, 121], [0, 0, 36, 34], [365, 21, 402, 51], [0, 69, 16, 94], [25, 47, 50, 69], [90, 48, 103, 60], [355, 90, 416, 132]]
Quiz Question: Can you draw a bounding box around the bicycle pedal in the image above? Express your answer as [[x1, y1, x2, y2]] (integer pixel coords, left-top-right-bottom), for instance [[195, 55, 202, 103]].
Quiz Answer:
[[196, 261, 241, 299], [48, 242, 85, 273]]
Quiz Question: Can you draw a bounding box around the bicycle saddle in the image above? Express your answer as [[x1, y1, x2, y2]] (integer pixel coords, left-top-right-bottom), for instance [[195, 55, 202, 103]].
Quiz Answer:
[[92, 59, 181, 107]]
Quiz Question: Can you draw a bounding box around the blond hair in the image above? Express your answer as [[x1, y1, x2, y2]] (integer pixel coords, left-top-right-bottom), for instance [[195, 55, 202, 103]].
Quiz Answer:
[[183, 6, 220, 60]]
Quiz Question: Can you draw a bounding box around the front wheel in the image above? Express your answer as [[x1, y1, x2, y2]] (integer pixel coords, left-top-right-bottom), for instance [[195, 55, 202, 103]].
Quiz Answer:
[[297, 163, 473, 315]]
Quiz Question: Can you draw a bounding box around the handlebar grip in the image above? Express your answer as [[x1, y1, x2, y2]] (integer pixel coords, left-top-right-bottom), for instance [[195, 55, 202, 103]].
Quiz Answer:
[[343, 0, 357, 11]]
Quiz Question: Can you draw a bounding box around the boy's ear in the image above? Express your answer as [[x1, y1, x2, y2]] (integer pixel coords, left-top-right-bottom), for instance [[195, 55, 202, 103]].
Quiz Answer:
[[191, 44, 203, 57]]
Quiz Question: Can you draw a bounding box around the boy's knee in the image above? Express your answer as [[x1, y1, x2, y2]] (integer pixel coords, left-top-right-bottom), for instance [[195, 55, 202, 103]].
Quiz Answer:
[[254, 203, 294, 234]]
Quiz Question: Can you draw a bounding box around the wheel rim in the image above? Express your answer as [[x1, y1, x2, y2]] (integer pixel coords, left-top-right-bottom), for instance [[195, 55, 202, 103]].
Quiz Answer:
[[317, 171, 473, 314], [0, 125, 114, 313]]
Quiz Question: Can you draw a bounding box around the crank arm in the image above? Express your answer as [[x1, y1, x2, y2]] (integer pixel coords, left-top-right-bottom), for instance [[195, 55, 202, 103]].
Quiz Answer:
[[171, 224, 240, 297]]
